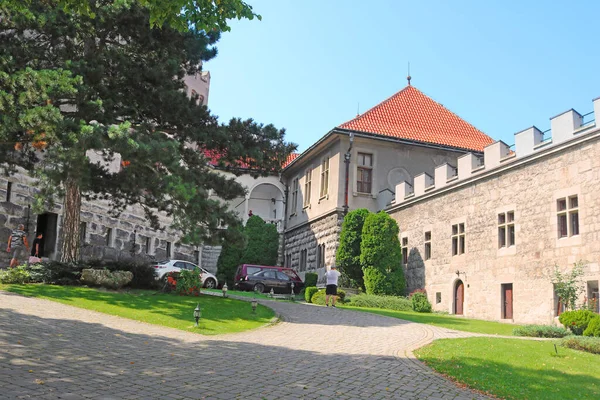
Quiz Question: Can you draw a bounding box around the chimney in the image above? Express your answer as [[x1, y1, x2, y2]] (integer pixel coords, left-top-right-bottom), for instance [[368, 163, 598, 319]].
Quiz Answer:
[[550, 109, 583, 145], [514, 126, 544, 157], [483, 141, 511, 170], [457, 153, 480, 180], [414, 173, 434, 196], [434, 163, 457, 189]]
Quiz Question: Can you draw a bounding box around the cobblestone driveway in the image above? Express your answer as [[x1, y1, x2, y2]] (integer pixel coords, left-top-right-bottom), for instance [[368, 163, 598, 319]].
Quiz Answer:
[[0, 292, 490, 399]]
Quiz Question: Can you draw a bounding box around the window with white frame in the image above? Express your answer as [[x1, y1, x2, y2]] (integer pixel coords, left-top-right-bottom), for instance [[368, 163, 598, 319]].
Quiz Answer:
[[424, 231, 431, 260], [402, 237, 408, 265], [451, 223, 465, 256], [498, 211, 515, 248], [291, 178, 299, 215], [304, 169, 312, 207], [320, 157, 329, 197], [357, 152, 373, 193], [557, 196, 579, 238]]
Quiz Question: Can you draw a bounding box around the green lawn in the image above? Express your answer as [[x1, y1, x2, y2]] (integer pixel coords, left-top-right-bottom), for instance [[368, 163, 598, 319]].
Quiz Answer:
[[203, 288, 299, 300], [0, 284, 275, 335], [415, 337, 600, 400], [341, 306, 520, 335]]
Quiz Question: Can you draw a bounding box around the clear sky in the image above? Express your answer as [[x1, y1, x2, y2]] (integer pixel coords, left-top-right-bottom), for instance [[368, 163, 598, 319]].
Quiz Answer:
[[205, 0, 600, 153]]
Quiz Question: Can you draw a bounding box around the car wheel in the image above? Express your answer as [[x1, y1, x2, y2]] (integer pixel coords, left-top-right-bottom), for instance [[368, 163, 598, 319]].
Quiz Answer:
[[254, 283, 265, 293], [203, 278, 216, 289]]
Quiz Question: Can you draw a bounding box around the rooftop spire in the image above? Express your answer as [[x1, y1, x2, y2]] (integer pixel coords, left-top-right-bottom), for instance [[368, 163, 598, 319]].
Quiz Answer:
[[407, 62, 411, 86]]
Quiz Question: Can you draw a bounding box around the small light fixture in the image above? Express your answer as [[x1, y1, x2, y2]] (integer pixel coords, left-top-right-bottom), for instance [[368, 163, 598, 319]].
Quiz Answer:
[[194, 303, 201, 327], [455, 270, 460, 276], [269, 288, 274, 298], [290, 282, 295, 299], [251, 297, 258, 314], [222, 282, 228, 298]]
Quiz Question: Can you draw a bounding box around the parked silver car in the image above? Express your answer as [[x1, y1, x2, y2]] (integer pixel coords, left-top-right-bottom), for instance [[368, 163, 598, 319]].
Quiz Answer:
[[153, 259, 218, 288]]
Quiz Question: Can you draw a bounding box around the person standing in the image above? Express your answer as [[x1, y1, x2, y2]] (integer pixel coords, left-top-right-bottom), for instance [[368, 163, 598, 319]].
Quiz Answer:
[[325, 265, 341, 307], [31, 232, 44, 258], [6, 224, 29, 268]]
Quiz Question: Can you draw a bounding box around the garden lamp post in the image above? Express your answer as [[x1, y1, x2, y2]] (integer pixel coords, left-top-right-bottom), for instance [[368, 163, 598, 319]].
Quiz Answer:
[[194, 303, 201, 327], [269, 288, 274, 298], [251, 297, 258, 314], [222, 282, 228, 298], [290, 282, 295, 300]]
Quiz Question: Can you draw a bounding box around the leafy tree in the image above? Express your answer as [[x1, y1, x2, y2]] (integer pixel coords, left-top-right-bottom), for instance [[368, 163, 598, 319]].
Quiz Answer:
[[552, 261, 586, 311], [241, 215, 279, 266], [0, 1, 295, 262], [215, 226, 245, 287], [360, 211, 404, 295], [336, 208, 370, 289]]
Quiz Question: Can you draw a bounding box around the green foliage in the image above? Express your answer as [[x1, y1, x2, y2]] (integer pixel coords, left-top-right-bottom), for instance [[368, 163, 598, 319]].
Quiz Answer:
[[559, 309, 596, 335], [560, 335, 600, 355], [360, 212, 404, 295], [1, 1, 295, 262], [304, 272, 318, 288], [310, 289, 344, 305], [304, 286, 319, 303], [0, 266, 31, 284], [241, 216, 279, 266], [512, 324, 571, 338], [25, 261, 85, 285], [346, 293, 413, 311], [216, 226, 245, 287], [336, 208, 370, 289], [175, 267, 203, 295], [551, 261, 585, 311], [583, 316, 600, 337], [84, 259, 158, 289], [411, 292, 432, 313]]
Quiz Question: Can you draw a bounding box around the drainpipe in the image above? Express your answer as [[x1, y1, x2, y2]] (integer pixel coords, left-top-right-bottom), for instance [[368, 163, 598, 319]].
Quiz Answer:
[[343, 132, 354, 216]]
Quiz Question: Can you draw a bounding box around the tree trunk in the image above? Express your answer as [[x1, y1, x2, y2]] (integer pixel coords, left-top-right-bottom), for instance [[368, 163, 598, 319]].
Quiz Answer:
[[60, 178, 82, 262]]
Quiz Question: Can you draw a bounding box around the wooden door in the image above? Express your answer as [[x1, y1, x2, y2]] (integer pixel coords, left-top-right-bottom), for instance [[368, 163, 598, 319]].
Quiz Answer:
[[502, 283, 513, 319], [454, 280, 464, 315]]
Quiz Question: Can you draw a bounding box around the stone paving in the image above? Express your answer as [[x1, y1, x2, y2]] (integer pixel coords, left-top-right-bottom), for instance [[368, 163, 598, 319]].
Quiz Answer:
[[0, 291, 490, 399]]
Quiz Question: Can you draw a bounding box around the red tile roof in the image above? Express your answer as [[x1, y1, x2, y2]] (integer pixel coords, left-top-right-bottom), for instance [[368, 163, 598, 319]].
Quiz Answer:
[[282, 153, 299, 168], [338, 85, 494, 152], [204, 149, 298, 170]]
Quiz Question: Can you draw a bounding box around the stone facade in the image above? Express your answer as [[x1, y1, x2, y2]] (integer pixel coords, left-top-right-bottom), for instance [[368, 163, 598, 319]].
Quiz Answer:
[[387, 104, 600, 325], [284, 210, 344, 280]]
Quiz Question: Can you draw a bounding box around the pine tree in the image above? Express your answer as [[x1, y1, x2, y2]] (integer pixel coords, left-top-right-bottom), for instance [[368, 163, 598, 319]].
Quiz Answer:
[[0, 1, 295, 262], [241, 215, 279, 266]]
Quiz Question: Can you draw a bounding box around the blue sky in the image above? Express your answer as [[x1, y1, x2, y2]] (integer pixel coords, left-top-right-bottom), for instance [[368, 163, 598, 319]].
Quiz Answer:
[[205, 0, 600, 152]]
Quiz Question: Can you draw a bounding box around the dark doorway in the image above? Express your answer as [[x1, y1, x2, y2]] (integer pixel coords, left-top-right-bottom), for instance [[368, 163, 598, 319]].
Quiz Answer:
[[454, 280, 464, 315], [35, 213, 58, 259], [502, 283, 513, 319]]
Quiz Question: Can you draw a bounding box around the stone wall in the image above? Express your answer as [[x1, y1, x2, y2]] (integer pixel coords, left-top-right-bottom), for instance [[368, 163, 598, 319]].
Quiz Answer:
[[284, 210, 344, 280], [388, 131, 600, 324]]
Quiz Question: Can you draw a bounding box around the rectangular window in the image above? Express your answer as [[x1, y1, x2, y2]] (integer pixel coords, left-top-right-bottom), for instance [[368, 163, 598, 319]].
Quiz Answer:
[[498, 211, 515, 248], [166, 241, 172, 258], [452, 223, 465, 256], [194, 250, 200, 264], [6, 181, 12, 202], [145, 237, 151, 254], [357, 152, 373, 193], [436, 292, 441, 304], [304, 169, 312, 207], [424, 231, 431, 261], [557, 195, 579, 238], [106, 228, 113, 247], [291, 178, 299, 215], [80, 222, 87, 244], [299, 249, 308, 272], [320, 157, 329, 197], [286, 254, 292, 268], [402, 237, 408, 265]]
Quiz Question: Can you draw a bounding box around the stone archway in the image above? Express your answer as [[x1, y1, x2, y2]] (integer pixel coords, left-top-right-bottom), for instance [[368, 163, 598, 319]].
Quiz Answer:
[[247, 183, 285, 231]]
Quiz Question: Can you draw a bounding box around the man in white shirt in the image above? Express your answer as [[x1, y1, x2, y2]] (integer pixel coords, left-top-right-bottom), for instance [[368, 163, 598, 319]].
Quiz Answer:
[[325, 265, 341, 307]]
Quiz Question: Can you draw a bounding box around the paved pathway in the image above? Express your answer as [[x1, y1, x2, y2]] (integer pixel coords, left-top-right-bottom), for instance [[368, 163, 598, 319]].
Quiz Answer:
[[0, 291, 490, 399]]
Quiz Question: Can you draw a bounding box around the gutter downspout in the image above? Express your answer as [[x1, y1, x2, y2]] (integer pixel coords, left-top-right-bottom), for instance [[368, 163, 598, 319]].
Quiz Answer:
[[343, 132, 354, 216]]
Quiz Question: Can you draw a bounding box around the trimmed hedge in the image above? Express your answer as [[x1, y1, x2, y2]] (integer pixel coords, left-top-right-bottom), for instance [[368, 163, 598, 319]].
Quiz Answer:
[[304, 273, 318, 288], [346, 293, 412, 311], [305, 286, 319, 303], [311, 289, 346, 305], [512, 324, 571, 338], [558, 310, 597, 335], [583, 315, 600, 337], [410, 292, 432, 313], [560, 335, 600, 355]]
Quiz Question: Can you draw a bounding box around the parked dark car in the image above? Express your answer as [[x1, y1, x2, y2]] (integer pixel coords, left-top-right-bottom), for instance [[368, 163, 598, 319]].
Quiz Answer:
[[236, 269, 304, 294], [234, 264, 303, 291]]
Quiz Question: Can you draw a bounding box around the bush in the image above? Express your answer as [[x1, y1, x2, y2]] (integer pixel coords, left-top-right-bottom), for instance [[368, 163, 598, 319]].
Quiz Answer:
[[26, 261, 85, 285], [175, 268, 203, 296], [363, 267, 389, 295], [85, 259, 158, 289], [346, 293, 412, 311], [305, 286, 319, 303], [560, 335, 600, 355], [411, 292, 432, 313], [304, 272, 318, 288], [242, 215, 279, 266], [513, 324, 571, 338], [310, 289, 345, 305], [216, 226, 245, 287], [583, 316, 600, 337], [0, 265, 31, 284], [336, 208, 370, 289], [559, 310, 597, 335]]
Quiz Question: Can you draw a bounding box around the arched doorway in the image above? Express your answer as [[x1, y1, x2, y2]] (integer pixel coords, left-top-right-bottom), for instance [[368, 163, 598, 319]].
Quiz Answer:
[[246, 183, 285, 230], [454, 280, 464, 315]]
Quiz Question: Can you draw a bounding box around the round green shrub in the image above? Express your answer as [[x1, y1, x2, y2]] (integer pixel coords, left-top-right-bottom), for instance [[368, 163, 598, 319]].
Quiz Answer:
[[305, 286, 319, 303], [363, 267, 389, 295], [304, 272, 318, 288], [311, 289, 345, 305], [411, 292, 432, 313], [559, 310, 597, 335], [583, 315, 600, 337]]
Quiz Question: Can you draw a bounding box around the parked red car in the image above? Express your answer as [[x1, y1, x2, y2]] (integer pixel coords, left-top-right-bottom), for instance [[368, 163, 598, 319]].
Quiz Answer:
[[234, 264, 303, 293]]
